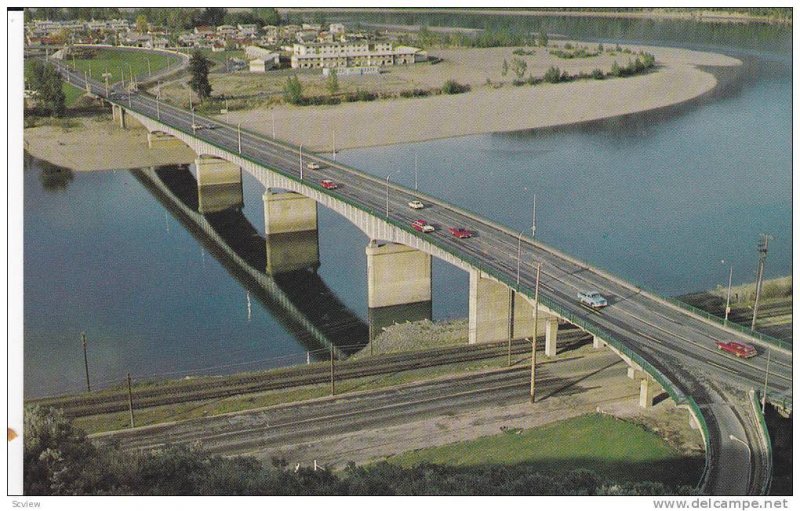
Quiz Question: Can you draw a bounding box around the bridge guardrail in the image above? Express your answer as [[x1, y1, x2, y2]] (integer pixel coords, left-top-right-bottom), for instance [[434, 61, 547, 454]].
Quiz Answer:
[[750, 389, 773, 495]]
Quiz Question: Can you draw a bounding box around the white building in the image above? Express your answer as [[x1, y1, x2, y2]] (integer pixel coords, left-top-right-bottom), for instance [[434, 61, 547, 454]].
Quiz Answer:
[[237, 24, 258, 37], [291, 41, 422, 69], [329, 23, 345, 35]]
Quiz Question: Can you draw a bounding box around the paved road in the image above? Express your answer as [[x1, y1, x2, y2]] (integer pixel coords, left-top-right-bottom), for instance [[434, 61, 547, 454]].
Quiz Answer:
[[51, 59, 789, 494]]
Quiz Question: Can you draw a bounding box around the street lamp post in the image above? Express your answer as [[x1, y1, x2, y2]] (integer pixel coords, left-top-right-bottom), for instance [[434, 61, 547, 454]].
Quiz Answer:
[[146, 57, 151, 76], [516, 231, 524, 288], [721, 260, 733, 326], [385, 172, 397, 218], [271, 109, 276, 140], [530, 262, 541, 403], [762, 349, 771, 413], [300, 144, 304, 180], [728, 434, 751, 465], [532, 194, 537, 239], [414, 152, 419, 192], [237, 123, 242, 154], [156, 81, 161, 120]]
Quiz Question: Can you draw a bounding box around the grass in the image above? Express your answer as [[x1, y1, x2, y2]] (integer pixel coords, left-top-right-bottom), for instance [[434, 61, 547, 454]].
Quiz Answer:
[[65, 48, 178, 85], [386, 413, 703, 487]]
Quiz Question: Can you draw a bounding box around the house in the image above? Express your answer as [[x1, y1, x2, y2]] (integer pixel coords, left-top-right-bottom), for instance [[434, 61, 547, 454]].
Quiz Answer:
[[194, 25, 215, 37], [291, 41, 422, 69], [216, 24, 237, 38], [329, 23, 345, 34], [237, 24, 258, 37]]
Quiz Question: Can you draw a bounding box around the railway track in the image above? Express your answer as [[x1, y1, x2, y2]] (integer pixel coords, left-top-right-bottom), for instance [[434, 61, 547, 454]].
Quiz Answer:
[[28, 331, 590, 418]]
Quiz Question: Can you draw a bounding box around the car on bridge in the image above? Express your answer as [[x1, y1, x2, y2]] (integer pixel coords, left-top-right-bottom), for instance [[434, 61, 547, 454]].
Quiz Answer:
[[411, 219, 435, 233], [577, 291, 608, 309], [448, 227, 473, 239], [408, 200, 425, 209], [320, 179, 338, 190], [306, 162, 320, 170], [715, 341, 758, 359]]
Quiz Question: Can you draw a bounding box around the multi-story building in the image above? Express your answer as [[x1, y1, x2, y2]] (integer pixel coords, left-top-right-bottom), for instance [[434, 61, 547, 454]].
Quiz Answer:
[[237, 24, 258, 37], [291, 41, 422, 69], [216, 25, 236, 38]]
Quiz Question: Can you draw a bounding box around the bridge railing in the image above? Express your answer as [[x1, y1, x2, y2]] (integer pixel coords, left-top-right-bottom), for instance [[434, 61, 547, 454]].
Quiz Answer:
[[751, 389, 773, 495]]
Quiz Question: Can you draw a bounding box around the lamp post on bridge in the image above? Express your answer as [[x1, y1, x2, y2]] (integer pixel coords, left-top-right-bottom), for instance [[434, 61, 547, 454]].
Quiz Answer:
[[385, 171, 399, 219], [516, 231, 524, 288], [300, 144, 304, 181], [530, 262, 541, 403], [728, 434, 751, 465], [156, 81, 161, 121], [532, 194, 537, 239], [414, 152, 419, 192], [237, 123, 242, 154], [721, 259, 733, 326]]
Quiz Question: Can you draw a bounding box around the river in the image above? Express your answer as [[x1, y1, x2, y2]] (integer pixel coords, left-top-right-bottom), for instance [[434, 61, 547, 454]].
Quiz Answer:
[[23, 15, 791, 397]]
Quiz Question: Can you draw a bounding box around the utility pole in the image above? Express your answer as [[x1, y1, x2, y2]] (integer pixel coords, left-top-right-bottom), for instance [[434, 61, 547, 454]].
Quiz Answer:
[[330, 345, 335, 396], [507, 289, 515, 367], [762, 349, 771, 413], [530, 262, 541, 403], [81, 332, 91, 392], [751, 234, 773, 330], [127, 372, 135, 428]]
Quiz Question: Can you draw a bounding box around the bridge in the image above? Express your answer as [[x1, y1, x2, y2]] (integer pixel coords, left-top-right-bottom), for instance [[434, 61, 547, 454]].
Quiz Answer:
[[48, 54, 790, 495]]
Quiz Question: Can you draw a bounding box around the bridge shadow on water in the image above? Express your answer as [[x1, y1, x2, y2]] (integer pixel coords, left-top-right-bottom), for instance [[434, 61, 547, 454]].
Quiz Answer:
[[130, 164, 369, 359]]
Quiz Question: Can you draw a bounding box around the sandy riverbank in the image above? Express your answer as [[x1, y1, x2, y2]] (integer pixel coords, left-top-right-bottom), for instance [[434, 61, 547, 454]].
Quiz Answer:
[[23, 44, 741, 170], [23, 114, 197, 172], [223, 45, 741, 152]]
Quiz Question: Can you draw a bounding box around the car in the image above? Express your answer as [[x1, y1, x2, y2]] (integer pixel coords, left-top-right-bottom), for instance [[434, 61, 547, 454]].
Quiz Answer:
[[191, 123, 203, 131], [306, 162, 320, 170], [408, 200, 425, 209], [448, 227, 473, 239], [577, 291, 608, 309], [320, 179, 338, 190], [715, 341, 758, 359], [411, 219, 435, 233]]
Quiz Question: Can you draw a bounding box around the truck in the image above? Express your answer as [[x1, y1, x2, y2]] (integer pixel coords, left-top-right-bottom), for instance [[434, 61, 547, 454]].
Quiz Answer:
[[577, 290, 608, 309], [715, 341, 758, 359]]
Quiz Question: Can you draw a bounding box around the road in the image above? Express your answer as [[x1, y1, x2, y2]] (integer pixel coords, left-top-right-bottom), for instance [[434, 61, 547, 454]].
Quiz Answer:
[[50, 57, 789, 494]]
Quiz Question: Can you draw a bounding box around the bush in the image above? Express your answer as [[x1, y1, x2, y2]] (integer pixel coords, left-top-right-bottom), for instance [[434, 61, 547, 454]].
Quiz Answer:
[[591, 68, 605, 80], [543, 66, 562, 83], [441, 79, 470, 94]]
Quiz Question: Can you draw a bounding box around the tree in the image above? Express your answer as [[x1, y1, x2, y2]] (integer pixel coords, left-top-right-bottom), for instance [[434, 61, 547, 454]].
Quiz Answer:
[[326, 69, 339, 95], [510, 57, 527, 80], [610, 60, 621, 77], [501, 58, 508, 77], [199, 7, 227, 26], [284, 75, 303, 105], [188, 51, 212, 101], [28, 61, 66, 116], [538, 30, 548, 47], [135, 14, 149, 34], [252, 7, 281, 26]]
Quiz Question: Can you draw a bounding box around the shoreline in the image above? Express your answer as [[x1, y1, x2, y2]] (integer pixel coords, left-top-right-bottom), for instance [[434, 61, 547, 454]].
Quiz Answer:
[[23, 45, 741, 169]]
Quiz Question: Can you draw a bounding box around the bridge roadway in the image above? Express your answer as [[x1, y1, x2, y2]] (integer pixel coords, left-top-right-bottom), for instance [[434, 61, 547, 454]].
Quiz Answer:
[[51, 59, 790, 495]]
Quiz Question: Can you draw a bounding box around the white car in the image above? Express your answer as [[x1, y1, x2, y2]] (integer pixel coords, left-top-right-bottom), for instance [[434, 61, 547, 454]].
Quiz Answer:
[[306, 162, 320, 170], [577, 291, 608, 309], [408, 200, 425, 209]]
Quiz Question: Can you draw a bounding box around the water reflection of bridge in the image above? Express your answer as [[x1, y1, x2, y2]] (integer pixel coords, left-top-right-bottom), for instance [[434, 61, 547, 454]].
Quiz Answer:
[[132, 165, 382, 359]]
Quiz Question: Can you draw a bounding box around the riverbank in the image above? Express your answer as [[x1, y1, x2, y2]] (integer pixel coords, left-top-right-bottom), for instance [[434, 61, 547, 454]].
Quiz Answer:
[[222, 45, 740, 151], [23, 113, 196, 172]]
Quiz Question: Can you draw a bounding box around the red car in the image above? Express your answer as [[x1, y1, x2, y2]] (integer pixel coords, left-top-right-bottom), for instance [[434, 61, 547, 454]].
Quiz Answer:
[[411, 219, 435, 233], [448, 227, 473, 239], [320, 179, 338, 190], [715, 341, 758, 359]]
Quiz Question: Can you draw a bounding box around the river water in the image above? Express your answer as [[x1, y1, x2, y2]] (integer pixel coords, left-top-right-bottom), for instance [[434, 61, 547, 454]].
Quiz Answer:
[[23, 16, 791, 397]]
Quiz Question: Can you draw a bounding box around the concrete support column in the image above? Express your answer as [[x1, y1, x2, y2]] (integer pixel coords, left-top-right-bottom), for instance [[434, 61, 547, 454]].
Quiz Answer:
[[263, 191, 320, 274], [263, 190, 318, 235], [468, 270, 542, 344], [593, 335, 605, 349], [366, 241, 431, 309], [627, 367, 643, 380], [544, 318, 559, 357], [195, 156, 242, 188], [112, 104, 126, 128], [639, 378, 662, 409]]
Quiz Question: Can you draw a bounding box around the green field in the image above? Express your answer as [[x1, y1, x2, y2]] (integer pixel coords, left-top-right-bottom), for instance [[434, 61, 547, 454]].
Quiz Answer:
[[387, 413, 703, 487], [66, 48, 179, 85]]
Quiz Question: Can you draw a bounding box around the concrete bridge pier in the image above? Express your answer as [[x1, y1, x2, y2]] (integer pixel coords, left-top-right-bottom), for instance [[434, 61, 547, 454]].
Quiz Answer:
[[366, 241, 431, 309], [194, 156, 244, 215], [111, 104, 142, 129], [544, 318, 559, 357], [639, 378, 663, 408], [468, 270, 542, 344], [263, 190, 320, 274], [593, 335, 606, 349]]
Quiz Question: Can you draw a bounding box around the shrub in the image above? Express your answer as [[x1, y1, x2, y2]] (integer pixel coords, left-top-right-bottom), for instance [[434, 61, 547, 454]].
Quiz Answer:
[[441, 79, 470, 94], [591, 68, 605, 80], [543, 66, 562, 83]]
